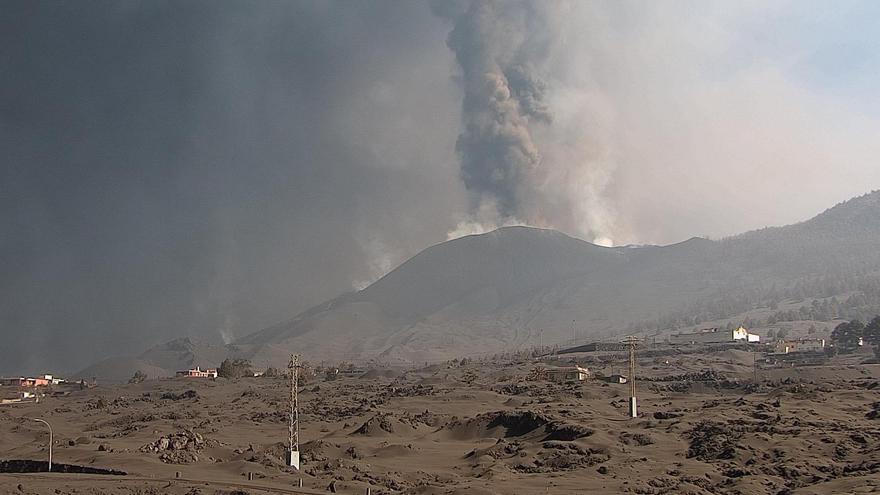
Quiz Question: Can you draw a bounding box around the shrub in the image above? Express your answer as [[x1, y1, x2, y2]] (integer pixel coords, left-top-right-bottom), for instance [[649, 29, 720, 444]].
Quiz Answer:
[[128, 370, 148, 384], [217, 358, 253, 379]]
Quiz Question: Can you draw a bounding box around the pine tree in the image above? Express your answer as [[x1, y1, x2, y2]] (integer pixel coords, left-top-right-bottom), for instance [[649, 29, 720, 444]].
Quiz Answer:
[[865, 316, 880, 346], [831, 320, 865, 351], [128, 370, 147, 384]]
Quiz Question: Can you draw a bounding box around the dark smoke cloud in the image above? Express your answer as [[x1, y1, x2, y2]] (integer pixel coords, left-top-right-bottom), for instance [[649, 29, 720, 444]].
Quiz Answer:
[[4, 0, 879, 374], [433, 0, 554, 221], [0, 0, 463, 374]]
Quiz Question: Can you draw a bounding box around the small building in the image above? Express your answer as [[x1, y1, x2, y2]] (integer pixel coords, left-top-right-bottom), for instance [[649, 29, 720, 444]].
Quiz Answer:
[[669, 326, 760, 345], [338, 367, 366, 377], [605, 374, 628, 384], [0, 389, 38, 404], [175, 367, 218, 378], [546, 365, 591, 383], [774, 338, 826, 354], [40, 374, 65, 385], [1, 377, 50, 387]]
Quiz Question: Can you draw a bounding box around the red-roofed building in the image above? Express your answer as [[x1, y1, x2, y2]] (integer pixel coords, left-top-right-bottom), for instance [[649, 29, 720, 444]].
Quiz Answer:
[[1, 377, 50, 387]]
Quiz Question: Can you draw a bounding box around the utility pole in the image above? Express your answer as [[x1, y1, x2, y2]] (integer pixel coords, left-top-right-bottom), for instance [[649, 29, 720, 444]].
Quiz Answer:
[[753, 350, 758, 383], [621, 336, 641, 418], [31, 418, 52, 472], [287, 354, 300, 471]]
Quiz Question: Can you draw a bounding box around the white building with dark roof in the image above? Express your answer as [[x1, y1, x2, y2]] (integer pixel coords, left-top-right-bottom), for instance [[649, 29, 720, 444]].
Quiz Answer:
[[669, 326, 760, 345]]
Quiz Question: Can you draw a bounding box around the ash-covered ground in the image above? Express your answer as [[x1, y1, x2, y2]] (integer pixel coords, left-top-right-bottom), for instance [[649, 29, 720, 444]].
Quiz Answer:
[[2, 348, 879, 494]]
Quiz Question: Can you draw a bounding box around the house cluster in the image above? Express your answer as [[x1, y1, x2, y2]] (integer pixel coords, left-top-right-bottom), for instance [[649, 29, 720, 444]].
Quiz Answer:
[[666, 325, 835, 357], [533, 365, 633, 385], [1, 374, 64, 387], [669, 326, 761, 345], [175, 364, 306, 379], [0, 374, 65, 404]]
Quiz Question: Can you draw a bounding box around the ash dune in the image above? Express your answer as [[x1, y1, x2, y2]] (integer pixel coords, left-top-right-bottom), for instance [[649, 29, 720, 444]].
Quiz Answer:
[[4, 347, 880, 494]]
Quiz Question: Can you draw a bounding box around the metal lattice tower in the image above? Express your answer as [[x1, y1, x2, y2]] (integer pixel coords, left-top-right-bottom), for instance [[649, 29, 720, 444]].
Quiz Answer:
[[288, 354, 300, 469]]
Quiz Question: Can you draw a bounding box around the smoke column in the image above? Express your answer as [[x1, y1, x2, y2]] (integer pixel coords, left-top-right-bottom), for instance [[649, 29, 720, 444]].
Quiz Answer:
[[434, 1, 618, 246], [433, 1, 552, 225]]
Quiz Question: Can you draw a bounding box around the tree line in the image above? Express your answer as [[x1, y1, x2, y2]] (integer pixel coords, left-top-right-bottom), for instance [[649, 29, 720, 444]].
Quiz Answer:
[[629, 272, 880, 334]]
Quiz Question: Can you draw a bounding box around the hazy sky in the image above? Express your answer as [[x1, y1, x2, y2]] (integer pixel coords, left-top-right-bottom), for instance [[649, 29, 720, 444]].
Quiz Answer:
[[2, 0, 880, 372]]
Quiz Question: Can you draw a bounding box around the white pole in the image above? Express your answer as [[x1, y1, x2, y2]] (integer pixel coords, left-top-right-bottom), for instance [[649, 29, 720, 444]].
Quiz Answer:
[[32, 418, 52, 472]]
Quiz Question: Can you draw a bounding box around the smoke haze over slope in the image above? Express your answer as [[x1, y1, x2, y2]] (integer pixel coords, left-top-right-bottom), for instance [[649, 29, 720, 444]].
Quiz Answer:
[[2, 0, 880, 373], [85, 191, 880, 378]]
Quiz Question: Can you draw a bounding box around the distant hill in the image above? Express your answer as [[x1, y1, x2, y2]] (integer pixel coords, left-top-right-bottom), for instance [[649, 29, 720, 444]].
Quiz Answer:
[[74, 337, 231, 382], [79, 191, 880, 377]]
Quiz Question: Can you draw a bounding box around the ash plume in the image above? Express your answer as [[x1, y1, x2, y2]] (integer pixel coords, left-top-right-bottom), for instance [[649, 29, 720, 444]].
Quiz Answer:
[[434, 1, 619, 246], [433, 0, 553, 223]]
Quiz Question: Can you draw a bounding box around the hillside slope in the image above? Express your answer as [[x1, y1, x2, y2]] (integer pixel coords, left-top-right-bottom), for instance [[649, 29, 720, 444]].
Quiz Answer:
[[75, 338, 232, 382], [230, 191, 880, 366], [78, 191, 880, 376]]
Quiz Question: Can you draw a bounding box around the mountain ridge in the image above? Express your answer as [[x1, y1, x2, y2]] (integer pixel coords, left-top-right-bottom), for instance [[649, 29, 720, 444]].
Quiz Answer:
[[78, 191, 880, 379], [232, 190, 880, 364]]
